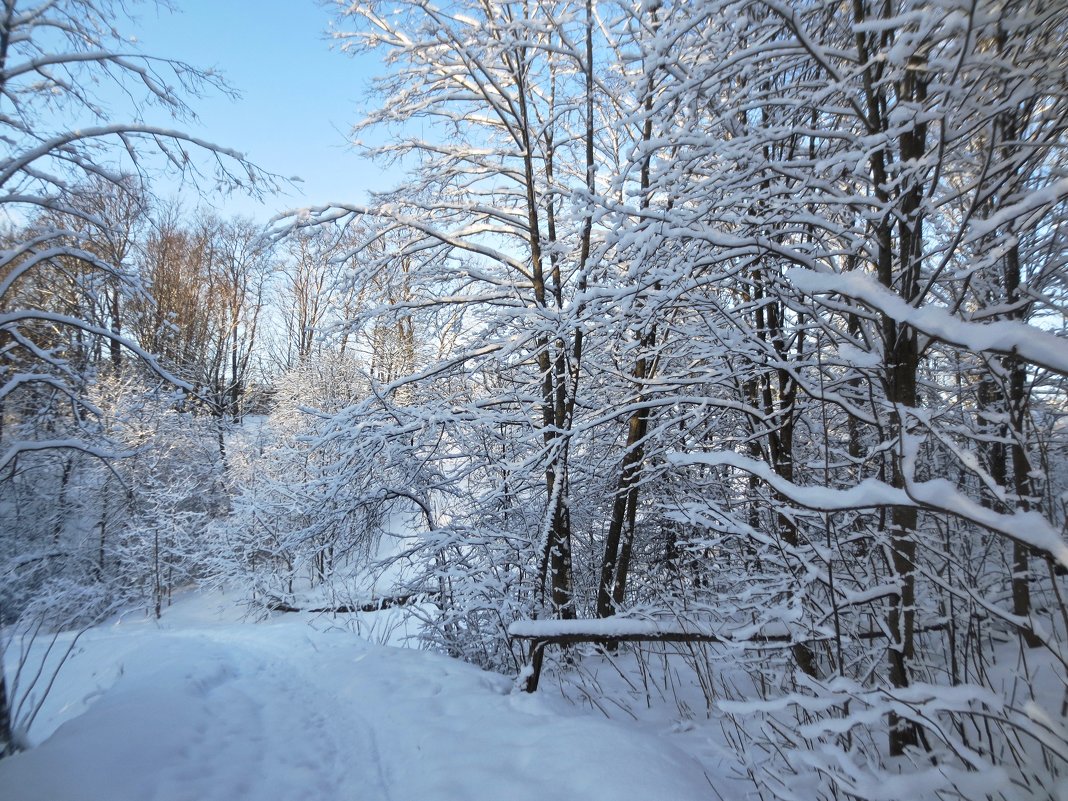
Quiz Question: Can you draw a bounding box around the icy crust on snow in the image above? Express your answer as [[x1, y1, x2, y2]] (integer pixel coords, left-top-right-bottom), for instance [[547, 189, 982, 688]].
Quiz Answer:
[[787, 268, 1068, 376], [0, 597, 716, 801]]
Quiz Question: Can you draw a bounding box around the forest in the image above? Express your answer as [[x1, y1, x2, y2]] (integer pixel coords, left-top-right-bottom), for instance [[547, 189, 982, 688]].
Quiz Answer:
[[2, 0, 1067, 799]]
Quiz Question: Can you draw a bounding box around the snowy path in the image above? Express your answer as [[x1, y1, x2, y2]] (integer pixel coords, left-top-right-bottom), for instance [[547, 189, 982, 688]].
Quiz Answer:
[[0, 604, 717, 801]]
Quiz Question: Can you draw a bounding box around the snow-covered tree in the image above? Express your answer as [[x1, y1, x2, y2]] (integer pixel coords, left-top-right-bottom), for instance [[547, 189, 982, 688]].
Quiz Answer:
[[0, 0, 275, 754], [265, 0, 1068, 796]]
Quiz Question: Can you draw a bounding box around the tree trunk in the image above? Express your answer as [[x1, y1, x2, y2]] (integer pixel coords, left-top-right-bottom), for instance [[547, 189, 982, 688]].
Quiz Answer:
[[0, 669, 13, 756]]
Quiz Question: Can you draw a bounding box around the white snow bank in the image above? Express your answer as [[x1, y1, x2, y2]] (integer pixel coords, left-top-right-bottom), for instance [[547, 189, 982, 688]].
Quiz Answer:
[[0, 596, 717, 801]]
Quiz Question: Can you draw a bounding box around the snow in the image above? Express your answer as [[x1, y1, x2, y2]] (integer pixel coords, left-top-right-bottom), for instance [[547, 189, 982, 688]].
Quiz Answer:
[[668, 449, 1068, 568], [0, 593, 718, 801], [787, 268, 1068, 376], [509, 617, 687, 638], [666, 450, 911, 511]]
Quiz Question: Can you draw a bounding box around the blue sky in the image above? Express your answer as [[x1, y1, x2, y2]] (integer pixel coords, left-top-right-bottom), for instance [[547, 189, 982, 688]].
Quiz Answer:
[[129, 1, 388, 219]]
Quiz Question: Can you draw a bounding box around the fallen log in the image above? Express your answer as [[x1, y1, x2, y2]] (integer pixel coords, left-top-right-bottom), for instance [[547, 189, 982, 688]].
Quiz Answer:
[[267, 594, 419, 614], [507, 617, 954, 692]]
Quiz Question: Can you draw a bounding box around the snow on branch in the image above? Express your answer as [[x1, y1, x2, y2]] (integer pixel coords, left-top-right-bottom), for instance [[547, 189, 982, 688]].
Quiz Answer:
[[509, 617, 707, 639], [787, 268, 1068, 375], [1, 310, 193, 394], [507, 617, 795, 644], [667, 450, 1068, 568], [667, 451, 910, 510], [0, 438, 139, 472]]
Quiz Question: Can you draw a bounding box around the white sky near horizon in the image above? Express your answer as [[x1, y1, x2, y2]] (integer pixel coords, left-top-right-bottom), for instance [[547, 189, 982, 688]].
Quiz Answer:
[[127, 1, 390, 220]]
